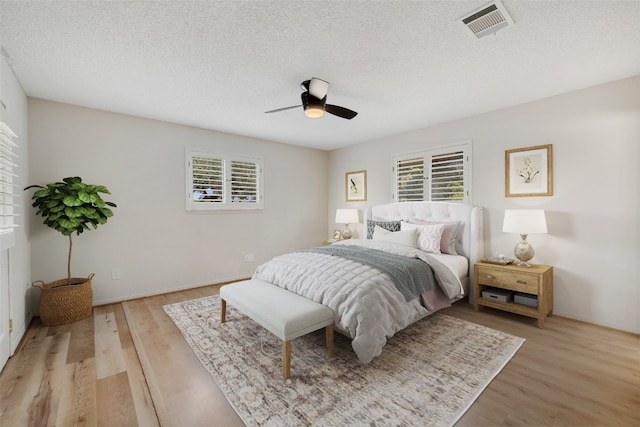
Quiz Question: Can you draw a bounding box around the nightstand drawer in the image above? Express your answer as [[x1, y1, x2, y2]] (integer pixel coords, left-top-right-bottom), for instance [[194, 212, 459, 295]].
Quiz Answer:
[[476, 267, 539, 294]]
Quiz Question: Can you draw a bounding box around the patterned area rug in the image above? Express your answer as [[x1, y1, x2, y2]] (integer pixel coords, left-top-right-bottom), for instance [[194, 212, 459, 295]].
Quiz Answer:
[[164, 296, 524, 427]]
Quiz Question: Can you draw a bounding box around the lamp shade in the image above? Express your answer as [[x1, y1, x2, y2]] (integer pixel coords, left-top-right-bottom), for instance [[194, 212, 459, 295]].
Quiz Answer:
[[335, 208, 359, 224], [502, 209, 547, 234]]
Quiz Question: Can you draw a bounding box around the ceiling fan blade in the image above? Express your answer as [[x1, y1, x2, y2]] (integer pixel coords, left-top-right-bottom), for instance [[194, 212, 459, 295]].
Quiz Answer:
[[264, 105, 302, 114], [325, 104, 358, 120], [309, 77, 329, 99]]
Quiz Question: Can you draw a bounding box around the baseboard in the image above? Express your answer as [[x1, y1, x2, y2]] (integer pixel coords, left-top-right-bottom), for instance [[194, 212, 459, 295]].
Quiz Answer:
[[92, 276, 251, 308]]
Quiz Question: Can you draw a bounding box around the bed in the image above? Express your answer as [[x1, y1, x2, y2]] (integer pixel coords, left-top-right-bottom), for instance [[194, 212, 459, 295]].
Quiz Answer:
[[252, 201, 484, 364]]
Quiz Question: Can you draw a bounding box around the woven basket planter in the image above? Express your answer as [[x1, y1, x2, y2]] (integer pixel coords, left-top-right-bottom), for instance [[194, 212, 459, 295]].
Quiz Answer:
[[32, 273, 95, 326]]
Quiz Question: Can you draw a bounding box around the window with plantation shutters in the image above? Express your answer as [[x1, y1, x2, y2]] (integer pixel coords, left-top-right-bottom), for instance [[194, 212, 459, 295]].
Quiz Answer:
[[0, 122, 18, 239], [186, 148, 263, 211], [230, 160, 259, 203], [431, 150, 465, 201], [392, 141, 472, 204], [395, 157, 425, 202]]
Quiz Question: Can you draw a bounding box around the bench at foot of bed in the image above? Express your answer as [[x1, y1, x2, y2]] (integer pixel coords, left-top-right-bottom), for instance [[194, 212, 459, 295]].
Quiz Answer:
[[219, 279, 334, 379]]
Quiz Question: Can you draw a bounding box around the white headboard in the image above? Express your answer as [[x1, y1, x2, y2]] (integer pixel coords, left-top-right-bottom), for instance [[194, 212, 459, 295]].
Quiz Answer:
[[364, 201, 485, 295]]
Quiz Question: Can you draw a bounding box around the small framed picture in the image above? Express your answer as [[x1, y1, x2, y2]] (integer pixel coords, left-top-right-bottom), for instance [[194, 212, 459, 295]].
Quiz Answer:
[[333, 229, 342, 240], [505, 144, 553, 197], [346, 170, 367, 202]]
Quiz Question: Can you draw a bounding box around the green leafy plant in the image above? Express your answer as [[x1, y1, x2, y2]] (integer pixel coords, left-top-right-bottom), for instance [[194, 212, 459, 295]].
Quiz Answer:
[[25, 177, 117, 285]]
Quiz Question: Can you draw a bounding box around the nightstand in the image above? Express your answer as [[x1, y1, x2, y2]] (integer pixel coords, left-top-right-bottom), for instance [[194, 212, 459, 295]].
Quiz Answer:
[[473, 262, 553, 328]]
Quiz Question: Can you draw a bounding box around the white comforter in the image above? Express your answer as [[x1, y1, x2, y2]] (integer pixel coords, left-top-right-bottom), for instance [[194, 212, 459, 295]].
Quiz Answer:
[[252, 239, 464, 364]]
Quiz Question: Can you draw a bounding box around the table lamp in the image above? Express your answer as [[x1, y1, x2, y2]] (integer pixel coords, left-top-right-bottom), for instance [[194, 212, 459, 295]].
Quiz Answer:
[[335, 209, 359, 239], [502, 209, 547, 267]]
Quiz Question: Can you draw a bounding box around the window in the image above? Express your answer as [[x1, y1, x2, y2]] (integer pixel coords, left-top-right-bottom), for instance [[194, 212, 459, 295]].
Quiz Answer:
[[392, 141, 472, 204], [186, 148, 263, 211], [0, 122, 18, 246]]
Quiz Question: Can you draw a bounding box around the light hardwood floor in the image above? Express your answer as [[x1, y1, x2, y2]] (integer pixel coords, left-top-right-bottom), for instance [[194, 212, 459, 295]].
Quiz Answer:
[[1, 284, 638, 426]]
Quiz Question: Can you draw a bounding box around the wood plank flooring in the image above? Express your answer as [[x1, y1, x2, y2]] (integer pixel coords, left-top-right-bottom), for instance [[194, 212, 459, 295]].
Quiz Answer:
[[1, 283, 638, 426]]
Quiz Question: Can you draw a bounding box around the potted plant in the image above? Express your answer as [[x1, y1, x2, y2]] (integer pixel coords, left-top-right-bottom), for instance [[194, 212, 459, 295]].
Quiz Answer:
[[25, 177, 116, 325]]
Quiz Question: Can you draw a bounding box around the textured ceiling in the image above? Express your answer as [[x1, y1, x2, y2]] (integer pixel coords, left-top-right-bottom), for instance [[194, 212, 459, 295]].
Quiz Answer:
[[1, 1, 639, 151]]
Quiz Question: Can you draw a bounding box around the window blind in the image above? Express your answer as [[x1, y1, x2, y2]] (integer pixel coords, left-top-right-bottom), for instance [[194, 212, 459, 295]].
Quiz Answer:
[[191, 155, 224, 204], [395, 157, 425, 202], [230, 160, 258, 203], [0, 122, 18, 232], [431, 151, 464, 201]]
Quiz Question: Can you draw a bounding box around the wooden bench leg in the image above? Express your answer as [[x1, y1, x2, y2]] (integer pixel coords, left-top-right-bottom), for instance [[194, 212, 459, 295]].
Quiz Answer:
[[282, 341, 291, 379], [326, 325, 334, 357], [220, 298, 226, 323]]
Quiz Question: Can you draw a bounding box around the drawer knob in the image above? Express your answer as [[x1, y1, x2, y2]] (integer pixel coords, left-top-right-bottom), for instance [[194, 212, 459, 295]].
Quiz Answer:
[[517, 280, 527, 284], [486, 275, 494, 279]]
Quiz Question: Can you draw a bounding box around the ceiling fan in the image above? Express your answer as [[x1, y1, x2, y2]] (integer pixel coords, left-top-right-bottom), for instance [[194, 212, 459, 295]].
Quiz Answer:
[[265, 77, 358, 120]]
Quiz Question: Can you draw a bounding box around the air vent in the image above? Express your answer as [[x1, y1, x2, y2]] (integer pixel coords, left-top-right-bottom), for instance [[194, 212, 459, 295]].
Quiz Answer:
[[459, 0, 514, 39]]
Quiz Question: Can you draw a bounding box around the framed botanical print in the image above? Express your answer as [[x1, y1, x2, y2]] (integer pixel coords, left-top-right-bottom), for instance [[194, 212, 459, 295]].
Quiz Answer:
[[505, 144, 553, 197], [345, 170, 367, 202]]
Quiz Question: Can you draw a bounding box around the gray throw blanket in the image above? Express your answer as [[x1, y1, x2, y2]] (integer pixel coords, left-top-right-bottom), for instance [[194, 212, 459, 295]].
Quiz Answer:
[[302, 245, 437, 302]]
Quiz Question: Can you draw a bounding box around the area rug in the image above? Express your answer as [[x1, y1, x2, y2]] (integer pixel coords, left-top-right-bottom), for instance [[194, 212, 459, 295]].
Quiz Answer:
[[163, 296, 524, 427]]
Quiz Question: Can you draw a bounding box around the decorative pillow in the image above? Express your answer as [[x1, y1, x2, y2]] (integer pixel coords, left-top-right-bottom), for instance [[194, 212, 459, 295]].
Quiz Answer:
[[411, 219, 461, 255], [366, 220, 401, 239], [400, 221, 445, 254], [372, 226, 418, 248]]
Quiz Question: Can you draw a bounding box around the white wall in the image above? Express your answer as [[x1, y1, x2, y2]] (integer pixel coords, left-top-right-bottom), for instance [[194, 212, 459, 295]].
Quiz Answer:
[[1, 55, 32, 353], [23, 77, 640, 334], [328, 76, 640, 334], [27, 100, 329, 304]]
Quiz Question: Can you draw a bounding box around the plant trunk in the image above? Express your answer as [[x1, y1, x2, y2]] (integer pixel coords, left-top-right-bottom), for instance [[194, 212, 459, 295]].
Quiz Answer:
[[67, 234, 72, 285]]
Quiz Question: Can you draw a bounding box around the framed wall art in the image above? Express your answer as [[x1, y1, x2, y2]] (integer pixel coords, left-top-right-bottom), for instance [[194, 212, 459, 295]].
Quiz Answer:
[[345, 170, 367, 202], [505, 144, 553, 197]]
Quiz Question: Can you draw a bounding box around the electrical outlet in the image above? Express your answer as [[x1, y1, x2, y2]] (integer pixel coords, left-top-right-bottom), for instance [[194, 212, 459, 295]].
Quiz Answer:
[[111, 268, 121, 280], [244, 254, 255, 262]]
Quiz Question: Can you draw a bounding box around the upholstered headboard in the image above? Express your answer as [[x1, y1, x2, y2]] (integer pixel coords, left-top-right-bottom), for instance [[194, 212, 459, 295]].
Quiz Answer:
[[364, 201, 485, 297]]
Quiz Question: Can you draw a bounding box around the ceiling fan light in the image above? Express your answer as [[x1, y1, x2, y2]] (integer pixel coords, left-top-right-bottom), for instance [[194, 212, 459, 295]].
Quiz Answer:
[[304, 105, 324, 118]]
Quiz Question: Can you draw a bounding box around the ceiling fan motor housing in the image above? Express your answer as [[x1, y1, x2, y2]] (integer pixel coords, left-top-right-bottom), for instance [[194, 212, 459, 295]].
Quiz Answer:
[[301, 91, 326, 118]]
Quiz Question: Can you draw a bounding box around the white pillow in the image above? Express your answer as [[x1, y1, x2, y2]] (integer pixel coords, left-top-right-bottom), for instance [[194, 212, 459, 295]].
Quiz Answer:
[[400, 221, 445, 254], [372, 226, 418, 248]]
